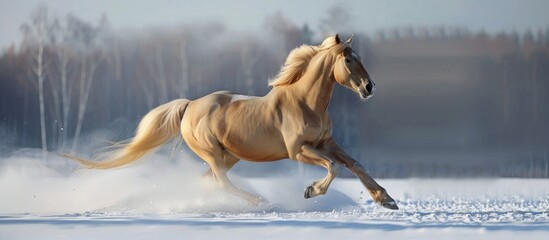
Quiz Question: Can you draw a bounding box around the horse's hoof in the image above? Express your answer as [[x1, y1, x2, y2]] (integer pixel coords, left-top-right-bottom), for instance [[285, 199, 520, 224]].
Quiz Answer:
[[382, 200, 399, 210], [304, 186, 314, 199]]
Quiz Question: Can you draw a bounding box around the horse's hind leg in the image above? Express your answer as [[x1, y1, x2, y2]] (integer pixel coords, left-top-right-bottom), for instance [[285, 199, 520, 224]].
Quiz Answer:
[[189, 142, 262, 205], [202, 152, 240, 178], [208, 154, 263, 205]]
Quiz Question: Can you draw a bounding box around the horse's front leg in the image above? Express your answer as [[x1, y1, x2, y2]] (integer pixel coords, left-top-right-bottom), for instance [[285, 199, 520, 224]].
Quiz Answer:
[[325, 139, 399, 210], [295, 144, 341, 199]]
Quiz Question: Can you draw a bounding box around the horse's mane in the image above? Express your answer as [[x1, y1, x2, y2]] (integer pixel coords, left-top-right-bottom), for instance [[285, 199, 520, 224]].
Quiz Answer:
[[268, 36, 340, 87]]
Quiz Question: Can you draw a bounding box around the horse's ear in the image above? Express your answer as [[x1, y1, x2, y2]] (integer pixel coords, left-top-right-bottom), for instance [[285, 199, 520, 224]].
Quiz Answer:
[[335, 34, 341, 44], [346, 34, 354, 44]]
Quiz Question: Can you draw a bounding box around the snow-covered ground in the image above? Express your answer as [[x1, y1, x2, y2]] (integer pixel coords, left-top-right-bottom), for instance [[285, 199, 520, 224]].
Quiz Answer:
[[1, 150, 549, 239]]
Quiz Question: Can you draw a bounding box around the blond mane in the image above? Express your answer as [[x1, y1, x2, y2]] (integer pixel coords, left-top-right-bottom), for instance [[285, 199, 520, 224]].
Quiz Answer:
[[268, 36, 340, 87]]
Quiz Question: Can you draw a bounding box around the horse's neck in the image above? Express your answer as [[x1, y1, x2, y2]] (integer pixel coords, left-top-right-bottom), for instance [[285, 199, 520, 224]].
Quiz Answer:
[[293, 56, 336, 113]]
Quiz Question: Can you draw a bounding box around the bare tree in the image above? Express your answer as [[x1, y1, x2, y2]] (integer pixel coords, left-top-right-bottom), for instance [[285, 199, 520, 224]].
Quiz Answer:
[[71, 53, 99, 152], [21, 5, 54, 151], [65, 14, 106, 152], [46, 58, 62, 149], [56, 46, 72, 149], [45, 16, 75, 150]]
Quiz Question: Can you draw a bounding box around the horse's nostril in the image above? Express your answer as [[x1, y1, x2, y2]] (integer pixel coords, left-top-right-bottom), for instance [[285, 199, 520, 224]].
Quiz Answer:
[[366, 82, 373, 93]]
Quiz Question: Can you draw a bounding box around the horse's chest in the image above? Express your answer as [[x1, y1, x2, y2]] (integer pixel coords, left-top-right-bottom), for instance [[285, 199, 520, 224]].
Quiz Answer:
[[302, 116, 330, 144]]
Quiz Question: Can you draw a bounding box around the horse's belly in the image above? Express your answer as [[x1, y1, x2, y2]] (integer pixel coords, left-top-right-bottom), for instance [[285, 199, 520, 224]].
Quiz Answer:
[[222, 135, 287, 162]]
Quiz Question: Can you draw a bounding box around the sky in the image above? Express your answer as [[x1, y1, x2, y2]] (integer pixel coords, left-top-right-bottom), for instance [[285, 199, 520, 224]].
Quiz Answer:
[[1, 0, 549, 49]]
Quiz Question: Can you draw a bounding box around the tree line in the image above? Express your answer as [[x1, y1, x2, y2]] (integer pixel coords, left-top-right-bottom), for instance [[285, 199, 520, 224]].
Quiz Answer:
[[1, 5, 548, 177]]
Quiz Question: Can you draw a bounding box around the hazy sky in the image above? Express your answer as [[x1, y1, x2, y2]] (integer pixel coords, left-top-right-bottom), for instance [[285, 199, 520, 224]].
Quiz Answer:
[[1, 0, 549, 48]]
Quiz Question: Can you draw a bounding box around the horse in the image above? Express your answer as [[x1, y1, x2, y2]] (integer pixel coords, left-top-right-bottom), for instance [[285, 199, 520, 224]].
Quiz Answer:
[[66, 34, 399, 210]]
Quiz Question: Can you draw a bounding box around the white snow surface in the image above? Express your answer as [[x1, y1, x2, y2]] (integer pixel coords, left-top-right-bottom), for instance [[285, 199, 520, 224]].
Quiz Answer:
[[1, 149, 549, 239]]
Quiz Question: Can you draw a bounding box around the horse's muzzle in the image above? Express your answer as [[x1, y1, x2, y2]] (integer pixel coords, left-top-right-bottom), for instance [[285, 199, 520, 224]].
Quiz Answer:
[[359, 86, 373, 99]]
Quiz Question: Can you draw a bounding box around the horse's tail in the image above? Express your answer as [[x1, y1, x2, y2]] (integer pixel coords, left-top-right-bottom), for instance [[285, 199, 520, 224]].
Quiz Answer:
[[64, 99, 190, 169]]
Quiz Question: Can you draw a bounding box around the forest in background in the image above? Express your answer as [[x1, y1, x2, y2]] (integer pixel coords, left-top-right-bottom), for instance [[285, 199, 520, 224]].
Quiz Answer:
[[1, 5, 548, 177]]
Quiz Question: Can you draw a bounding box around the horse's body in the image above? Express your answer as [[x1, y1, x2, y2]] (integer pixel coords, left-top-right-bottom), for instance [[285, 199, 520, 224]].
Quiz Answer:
[[68, 34, 398, 210]]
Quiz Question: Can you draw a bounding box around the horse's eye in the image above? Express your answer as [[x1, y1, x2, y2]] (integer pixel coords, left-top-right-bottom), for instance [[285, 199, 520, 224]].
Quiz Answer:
[[345, 58, 351, 63]]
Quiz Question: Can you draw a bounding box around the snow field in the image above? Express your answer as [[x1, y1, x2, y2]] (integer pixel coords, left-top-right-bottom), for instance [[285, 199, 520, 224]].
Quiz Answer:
[[1, 149, 548, 239]]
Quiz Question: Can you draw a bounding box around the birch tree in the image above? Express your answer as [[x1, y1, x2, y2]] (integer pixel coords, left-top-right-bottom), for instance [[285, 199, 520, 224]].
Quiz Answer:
[[45, 16, 74, 150], [56, 45, 72, 149], [21, 5, 54, 151], [65, 14, 106, 152]]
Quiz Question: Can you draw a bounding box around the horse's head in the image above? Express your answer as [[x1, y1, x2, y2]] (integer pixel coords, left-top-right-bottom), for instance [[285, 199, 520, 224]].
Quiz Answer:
[[328, 34, 376, 99]]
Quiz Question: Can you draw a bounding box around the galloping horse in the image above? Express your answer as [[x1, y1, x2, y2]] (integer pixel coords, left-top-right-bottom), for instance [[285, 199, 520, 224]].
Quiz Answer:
[[67, 34, 399, 210]]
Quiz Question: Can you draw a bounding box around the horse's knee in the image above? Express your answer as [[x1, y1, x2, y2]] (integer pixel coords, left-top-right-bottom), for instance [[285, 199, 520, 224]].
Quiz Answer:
[[328, 162, 340, 176]]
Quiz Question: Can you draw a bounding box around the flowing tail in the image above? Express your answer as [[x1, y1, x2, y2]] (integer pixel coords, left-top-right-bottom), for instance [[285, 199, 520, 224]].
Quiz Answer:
[[64, 99, 190, 169]]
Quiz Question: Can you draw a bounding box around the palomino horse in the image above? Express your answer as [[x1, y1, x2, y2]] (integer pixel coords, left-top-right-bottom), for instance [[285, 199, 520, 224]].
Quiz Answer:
[[67, 34, 399, 210]]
